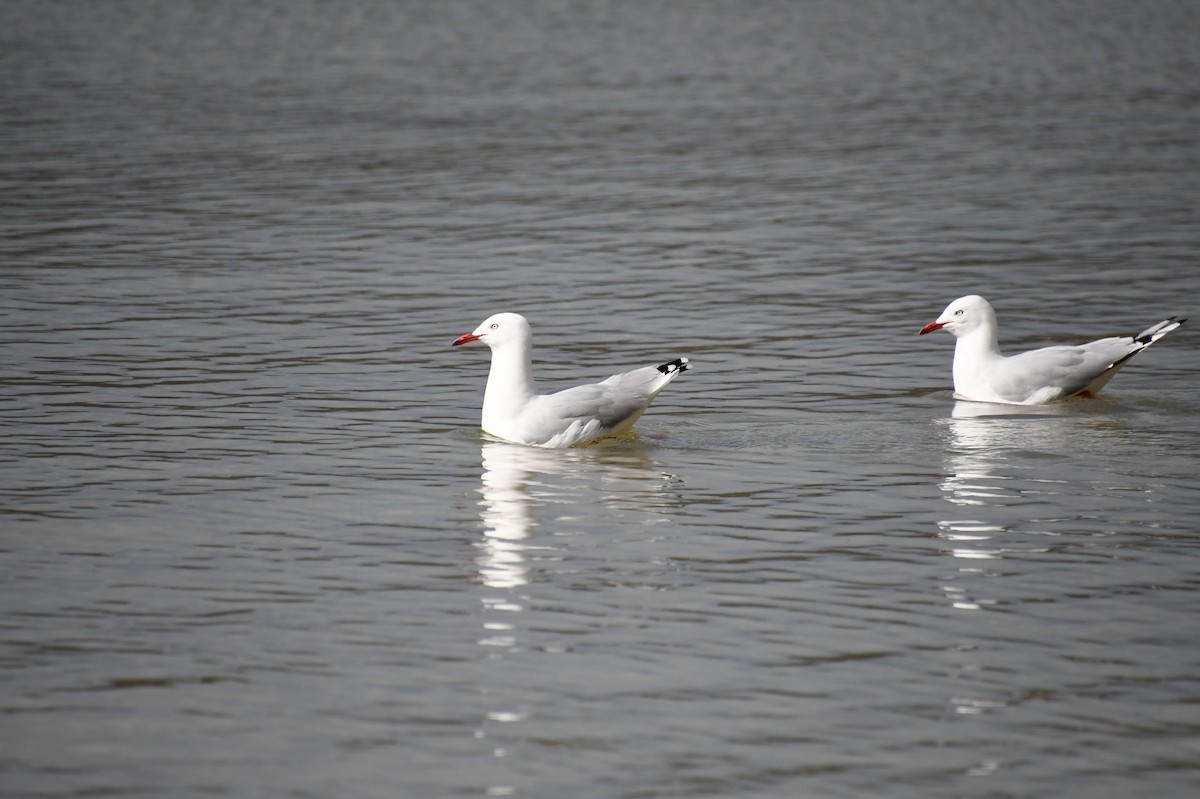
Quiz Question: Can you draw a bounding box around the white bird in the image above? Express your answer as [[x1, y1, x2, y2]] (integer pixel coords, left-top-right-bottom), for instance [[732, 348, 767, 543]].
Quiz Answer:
[[919, 295, 1185, 404], [452, 312, 690, 447]]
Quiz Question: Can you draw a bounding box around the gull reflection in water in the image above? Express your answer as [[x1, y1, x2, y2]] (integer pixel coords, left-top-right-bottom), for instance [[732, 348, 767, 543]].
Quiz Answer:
[[936, 400, 1071, 609], [475, 438, 679, 597], [472, 440, 682, 787], [476, 442, 562, 590]]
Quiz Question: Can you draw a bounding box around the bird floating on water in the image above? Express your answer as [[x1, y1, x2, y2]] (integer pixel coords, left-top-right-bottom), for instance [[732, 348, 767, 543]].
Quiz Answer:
[[919, 294, 1184, 404], [453, 312, 690, 447]]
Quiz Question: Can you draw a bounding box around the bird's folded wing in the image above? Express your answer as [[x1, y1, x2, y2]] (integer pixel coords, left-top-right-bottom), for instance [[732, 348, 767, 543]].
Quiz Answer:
[[559, 380, 648, 427], [994, 343, 1128, 401]]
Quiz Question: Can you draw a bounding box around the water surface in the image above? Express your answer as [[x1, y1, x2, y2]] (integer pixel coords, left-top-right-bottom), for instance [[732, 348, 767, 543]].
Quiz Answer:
[[2, 2, 1199, 797]]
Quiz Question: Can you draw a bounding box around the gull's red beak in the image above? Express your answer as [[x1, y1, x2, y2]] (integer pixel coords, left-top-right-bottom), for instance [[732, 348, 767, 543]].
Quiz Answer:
[[452, 332, 481, 347], [918, 321, 945, 336]]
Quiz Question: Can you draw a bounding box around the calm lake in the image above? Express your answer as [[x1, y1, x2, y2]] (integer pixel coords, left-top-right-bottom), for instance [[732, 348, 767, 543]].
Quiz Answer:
[[2, 1, 1198, 797]]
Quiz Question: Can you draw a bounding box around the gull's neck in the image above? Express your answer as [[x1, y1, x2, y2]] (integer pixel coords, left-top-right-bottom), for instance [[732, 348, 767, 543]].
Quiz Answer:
[[952, 321, 1003, 391], [481, 340, 537, 432]]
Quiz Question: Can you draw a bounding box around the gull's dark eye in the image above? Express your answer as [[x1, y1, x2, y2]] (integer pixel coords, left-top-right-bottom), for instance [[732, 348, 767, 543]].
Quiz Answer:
[[490, 323, 498, 329], [954, 309, 964, 316]]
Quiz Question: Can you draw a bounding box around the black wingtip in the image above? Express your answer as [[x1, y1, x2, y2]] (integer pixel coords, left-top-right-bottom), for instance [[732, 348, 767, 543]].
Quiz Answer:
[[657, 356, 690, 375], [1132, 316, 1186, 345]]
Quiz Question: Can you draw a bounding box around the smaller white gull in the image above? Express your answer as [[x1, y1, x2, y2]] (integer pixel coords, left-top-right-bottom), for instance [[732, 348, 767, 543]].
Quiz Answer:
[[452, 312, 690, 447], [919, 295, 1185, 404]]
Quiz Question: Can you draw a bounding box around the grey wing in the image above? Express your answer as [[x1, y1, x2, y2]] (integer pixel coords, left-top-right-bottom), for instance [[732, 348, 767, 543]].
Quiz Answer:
[[533, 366, 664, 428], [519, 382, 640, 441], [994, 341, 1133, 400], [518, 361, 687, 445], [597, 365, 674, 424], [560, 373, 656, 429], [1074, 334, 1153, 393]]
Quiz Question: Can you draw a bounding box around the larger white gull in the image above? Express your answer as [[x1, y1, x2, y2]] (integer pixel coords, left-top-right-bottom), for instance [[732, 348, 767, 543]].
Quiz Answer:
[[919, 294, 1184, 405], [453, 312, 690, 447]]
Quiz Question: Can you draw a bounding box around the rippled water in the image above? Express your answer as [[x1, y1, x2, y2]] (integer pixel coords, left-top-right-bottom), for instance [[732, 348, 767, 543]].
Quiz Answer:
[[3, 1, 1199, 797]]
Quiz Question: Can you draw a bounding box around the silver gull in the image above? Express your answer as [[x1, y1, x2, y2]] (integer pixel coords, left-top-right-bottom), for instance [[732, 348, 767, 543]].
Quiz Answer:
[[919, 294, 1185, 404], [453, 312, 690, 447]]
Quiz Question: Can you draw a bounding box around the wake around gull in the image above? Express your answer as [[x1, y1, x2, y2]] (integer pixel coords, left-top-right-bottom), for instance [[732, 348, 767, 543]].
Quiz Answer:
[[452, 312, 690, 447], [919, 295, 1185, 405]]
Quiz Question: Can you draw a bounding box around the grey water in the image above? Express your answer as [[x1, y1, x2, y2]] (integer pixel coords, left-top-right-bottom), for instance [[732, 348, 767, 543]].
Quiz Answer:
[[2, 1, 1199, 797]]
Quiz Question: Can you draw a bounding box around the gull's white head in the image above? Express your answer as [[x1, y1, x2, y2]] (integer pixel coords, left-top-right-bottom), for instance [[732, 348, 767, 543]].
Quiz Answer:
[[919, 295, 996, 338], [452, 312, 532, 350]]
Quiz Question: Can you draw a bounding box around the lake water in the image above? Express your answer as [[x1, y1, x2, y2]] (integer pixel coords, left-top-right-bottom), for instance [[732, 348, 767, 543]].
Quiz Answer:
[[2, 1, 1199, 797]]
